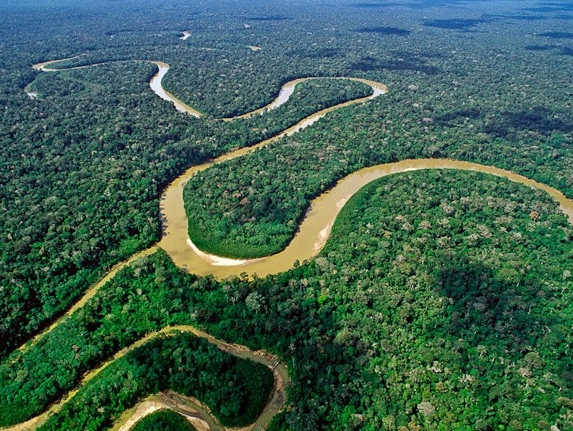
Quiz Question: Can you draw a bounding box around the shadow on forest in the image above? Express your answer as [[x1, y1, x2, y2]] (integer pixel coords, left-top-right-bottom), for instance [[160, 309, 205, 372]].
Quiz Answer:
[[523, 2, 573, 13], [348, 0, 492, 10], [536, 31, 573, 39], [485, 13, 546, 22], [434, 261, 554, 350], [484, 106, 573, 139], [354, 26, 411, 36], [525, 44, 555, 52], [423, 17, 491, 30], [352, 53, 440, 75], [244, 16, 294, 21], [291, 47, 341, 59], [525, 44, 573, 56], [435, 108, 483, 126], [348, 2, 401, 7], [105, 29, 137, 36]]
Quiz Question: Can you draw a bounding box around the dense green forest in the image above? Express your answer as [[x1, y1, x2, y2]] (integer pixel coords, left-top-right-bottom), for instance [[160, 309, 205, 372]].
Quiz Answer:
[[3, 172, 572, 430], [36, 332, 273, 430], [1, 0, 573, 429], [0, 60, 371, 355]]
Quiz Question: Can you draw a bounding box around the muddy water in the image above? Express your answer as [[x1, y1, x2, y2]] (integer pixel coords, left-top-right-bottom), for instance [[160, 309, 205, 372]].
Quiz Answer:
[[31, 58, 386, 124], [227, 78, 306, 120], [159, 81, 389, 277], [227, 77, 387, 121], [32, 56, 81, 71], [77, 325, 287, 431], [149, 62, 203, 117], [21, 55, 573, 430], [31, 58, 203, 117], [163, 158, 573, 279], [146, 65, 386, 121], [12, 155, 572, 430], [21, 56, 388, 431], [32, 56, 109, 73]]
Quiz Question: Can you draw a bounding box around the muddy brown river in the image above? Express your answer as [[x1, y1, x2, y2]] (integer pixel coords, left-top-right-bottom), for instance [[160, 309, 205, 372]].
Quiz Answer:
[[161, 158, 573, 279], [21, 56, 573, 431]]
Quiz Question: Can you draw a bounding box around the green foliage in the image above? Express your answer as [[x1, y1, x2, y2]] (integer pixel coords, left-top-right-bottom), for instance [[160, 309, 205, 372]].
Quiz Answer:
[[184, 78, 373, 258], [0, 252, 190, 426], [276, 171, 573, 430], [0, 250, 273, 428], [36, 332, 273, 431], [4, 172, 573, 430], [3, 1, 573, 430], [0, 58, 215, 356], [132, 409, 198, 431]]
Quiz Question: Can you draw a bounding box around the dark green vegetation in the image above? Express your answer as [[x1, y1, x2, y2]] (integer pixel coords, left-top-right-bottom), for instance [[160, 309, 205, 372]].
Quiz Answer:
[[3, 171, 573, 430], [184, 79, 373, 258], [184, 40, 573, 258], [205, 77, 373, 154], [2, 0, 573, 430], [308, 171, 573, 430], [0, 251, 191, 426], [1, 58, 199, 356], [132, 410, 197, 431], [0, 251, 274, 428], [35, 332, 273, 431], [0, 4, 371, 356]]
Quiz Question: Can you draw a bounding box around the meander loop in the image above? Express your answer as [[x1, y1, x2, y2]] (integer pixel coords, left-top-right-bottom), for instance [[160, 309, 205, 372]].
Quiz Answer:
[[15, 56, 573, 430]]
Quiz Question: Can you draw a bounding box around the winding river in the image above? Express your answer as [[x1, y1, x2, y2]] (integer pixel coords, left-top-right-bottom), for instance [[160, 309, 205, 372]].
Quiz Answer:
[[161, 158, 573, 279], [148, 61, 203, 117], [6, 326, 287, 431], [17, 56, 573, 431]]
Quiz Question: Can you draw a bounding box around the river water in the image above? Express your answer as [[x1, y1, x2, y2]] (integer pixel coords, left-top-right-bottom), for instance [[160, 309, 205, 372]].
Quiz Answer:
[[23, 55, 573, 431], [160, 157, 573, 279]]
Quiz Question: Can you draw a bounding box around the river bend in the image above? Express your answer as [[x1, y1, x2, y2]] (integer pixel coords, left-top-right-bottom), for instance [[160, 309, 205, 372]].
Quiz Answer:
[[20, 56, 573, 431]]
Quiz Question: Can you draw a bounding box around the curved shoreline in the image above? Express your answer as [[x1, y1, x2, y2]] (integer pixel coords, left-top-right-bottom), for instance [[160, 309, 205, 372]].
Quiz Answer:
[[23, 156, 573, 350], [15, 57, 387, 431], [162, 158, 573, 279], [32, 55, 82, 71], [147, 65, 387, 121], [31, 57, 386, 121], [224, 76, 387, 121], [31, 58, 203, 117], [4, 326, 288, 431], [20, 55, 387, 338], [148, 61, 203, 117], [9, 156, 573, 430], [160, 81, 388, 276], [19, 55, 573, 431]]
